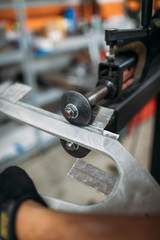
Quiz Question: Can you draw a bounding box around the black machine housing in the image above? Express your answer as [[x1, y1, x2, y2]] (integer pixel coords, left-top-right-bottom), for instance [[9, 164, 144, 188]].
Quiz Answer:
[[100, 10, 160, 132], [98, 51, 138, 100]]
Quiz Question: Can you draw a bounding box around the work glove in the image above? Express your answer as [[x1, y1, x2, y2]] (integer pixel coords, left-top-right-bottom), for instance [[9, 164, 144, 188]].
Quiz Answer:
[[0, 166, 47, 240]]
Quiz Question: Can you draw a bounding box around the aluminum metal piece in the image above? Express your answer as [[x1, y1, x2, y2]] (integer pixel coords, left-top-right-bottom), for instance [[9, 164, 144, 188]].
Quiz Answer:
[[0, 83, 160, 215], [89, 105, 115, 134], [1, 83, 31, 103], [68, 159, 118, 196], [0, 81, 12, 94], [61, 105, 116, 159]]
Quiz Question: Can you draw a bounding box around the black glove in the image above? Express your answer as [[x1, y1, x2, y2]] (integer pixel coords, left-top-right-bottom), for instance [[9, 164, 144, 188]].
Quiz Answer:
[[0, 166, 47, 240]]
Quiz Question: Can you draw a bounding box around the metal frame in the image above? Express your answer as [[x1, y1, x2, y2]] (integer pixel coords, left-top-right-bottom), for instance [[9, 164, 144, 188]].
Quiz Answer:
[[106, 68, 160, 133]]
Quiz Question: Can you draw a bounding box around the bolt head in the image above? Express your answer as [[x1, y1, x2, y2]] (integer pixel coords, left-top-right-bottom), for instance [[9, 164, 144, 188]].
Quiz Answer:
[[64, 104, 78, 119], [64, 107, 74, 119], [66, 142, 79, 151]]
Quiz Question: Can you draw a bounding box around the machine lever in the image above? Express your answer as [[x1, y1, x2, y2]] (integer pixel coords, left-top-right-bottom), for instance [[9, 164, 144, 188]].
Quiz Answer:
[[142, 0, 153, 28], [105, 0, 153, 48]]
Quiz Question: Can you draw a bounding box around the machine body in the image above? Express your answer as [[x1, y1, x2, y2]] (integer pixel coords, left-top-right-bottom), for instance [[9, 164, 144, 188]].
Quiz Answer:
[[61, 0, 160, 158]]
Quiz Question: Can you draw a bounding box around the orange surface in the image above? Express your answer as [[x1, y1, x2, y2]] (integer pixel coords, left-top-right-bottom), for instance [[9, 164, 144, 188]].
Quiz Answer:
[[26, 16, 62, 31], [155, 0, 160, 9], [0, 8, 16, 20], [125, 0, 141, 12], [99, 1, 124, 19], [82, 2, 93, 22], [1, 0, 159, 31], [0, 2, 125, 31], [125, 0, 160, 12], [0, 4, 81, 31], [0, 3, 94, 31], [0, 4, 77, 19]]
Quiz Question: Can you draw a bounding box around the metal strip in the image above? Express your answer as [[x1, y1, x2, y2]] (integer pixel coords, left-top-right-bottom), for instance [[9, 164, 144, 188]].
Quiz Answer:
[[90, 105, 114, 132], [0, 98, 118, 146], [0, 81, 12, 94], [1, 83, 31, 103], [68, 159, 118, 196]]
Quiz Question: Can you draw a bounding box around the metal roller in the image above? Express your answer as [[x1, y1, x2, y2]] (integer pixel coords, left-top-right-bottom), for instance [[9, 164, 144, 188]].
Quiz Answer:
[[61, 84, 109, 126]]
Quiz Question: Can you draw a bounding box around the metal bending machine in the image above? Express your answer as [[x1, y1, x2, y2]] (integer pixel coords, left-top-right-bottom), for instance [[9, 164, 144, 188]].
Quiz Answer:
[[0, 0, 160, 215]]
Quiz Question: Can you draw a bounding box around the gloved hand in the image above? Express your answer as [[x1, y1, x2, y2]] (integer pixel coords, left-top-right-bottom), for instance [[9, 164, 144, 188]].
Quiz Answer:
[[0, 166, 47, 240]]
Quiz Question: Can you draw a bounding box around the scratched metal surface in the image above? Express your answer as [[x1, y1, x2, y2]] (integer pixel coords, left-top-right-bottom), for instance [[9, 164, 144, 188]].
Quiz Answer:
[[68, 159, 118, 196]]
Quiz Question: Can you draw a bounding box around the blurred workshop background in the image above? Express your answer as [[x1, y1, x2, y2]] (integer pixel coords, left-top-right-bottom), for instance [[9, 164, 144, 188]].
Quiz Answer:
[[0, 0, 159, 204]]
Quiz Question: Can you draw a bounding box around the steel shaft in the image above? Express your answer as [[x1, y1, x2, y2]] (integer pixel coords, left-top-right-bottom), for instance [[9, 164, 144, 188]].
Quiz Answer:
[[86, 85, 109, 106]]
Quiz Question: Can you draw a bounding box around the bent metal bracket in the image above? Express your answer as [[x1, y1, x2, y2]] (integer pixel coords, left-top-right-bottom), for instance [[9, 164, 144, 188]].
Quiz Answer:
[[0, 83, 160, 215]]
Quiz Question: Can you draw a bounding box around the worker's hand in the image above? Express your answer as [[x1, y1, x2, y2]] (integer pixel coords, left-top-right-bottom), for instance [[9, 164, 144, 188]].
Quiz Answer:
[[0, 166, 47, 240], [0, 166, 46, 206]]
